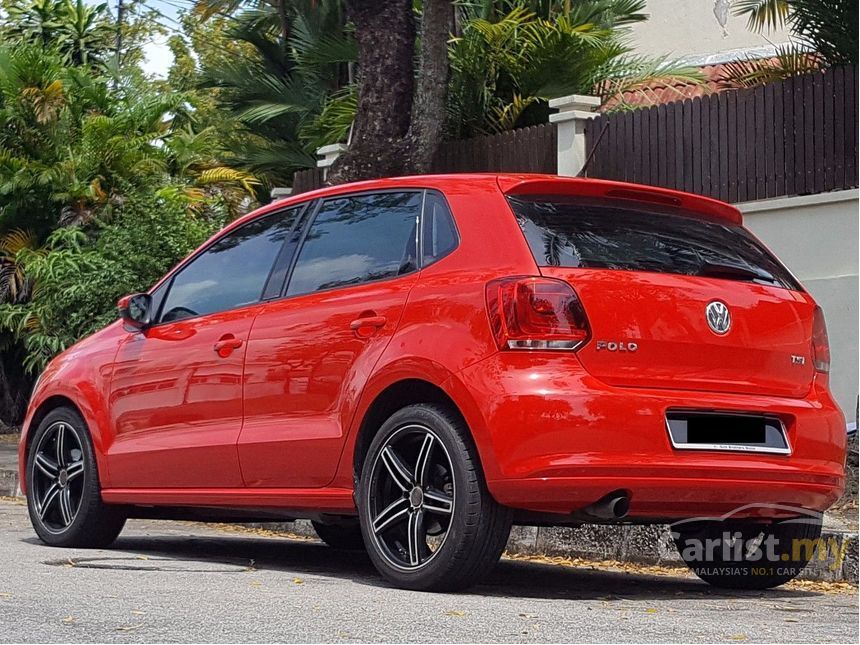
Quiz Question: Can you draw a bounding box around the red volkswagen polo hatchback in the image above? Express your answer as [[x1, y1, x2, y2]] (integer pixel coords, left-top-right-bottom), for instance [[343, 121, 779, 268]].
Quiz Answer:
[[19, 175, 846, 591]]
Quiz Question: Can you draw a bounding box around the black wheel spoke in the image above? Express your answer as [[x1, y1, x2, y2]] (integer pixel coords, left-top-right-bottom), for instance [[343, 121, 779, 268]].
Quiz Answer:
[[65, 460, 84, 482], [414, 433, 434, 486], [380, 446, 413, 491], [423, 489, 453, 516], [58, 488, 74, 526], [55, 423, 67, 467], [372, 497, 410, 534], [34, 453, 59, 479], [407, 509, 425, 567], [38, 483, 60, 520]]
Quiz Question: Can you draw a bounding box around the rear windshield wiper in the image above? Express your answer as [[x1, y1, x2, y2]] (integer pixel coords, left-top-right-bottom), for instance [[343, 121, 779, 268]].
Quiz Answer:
[[698, 260, 779, 285]]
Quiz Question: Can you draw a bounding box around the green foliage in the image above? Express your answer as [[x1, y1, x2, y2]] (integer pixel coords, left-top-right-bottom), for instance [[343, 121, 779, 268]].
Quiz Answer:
[[788, 0, 857, 65], [448, 2, 703, 136], [0, 2, 262, 380], [1, 0, 114, 70], [726, 0, 857, 86], [0, 191, 223, 373], [191, 0, 352, 184]]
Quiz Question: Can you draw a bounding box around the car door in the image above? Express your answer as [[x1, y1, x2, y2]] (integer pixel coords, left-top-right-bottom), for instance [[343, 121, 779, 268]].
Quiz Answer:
[[238, 191, 423, 488], [107, 207, 303, 488]]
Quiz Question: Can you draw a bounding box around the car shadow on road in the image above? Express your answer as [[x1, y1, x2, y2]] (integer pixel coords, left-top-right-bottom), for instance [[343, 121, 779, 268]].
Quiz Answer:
[[43, 528, 821, 602]]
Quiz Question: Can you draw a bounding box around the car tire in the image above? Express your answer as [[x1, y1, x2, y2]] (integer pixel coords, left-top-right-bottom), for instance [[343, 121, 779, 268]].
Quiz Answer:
[[357, 403, 512, 592], [311, 520, 365, 550], [673, 514, 823, 589], [26, 407, 126, 548]]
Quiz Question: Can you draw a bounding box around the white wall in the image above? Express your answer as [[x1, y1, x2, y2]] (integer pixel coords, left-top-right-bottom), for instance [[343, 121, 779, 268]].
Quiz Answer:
[[631, 0, 791, 62], [741, 190, 859, 424]]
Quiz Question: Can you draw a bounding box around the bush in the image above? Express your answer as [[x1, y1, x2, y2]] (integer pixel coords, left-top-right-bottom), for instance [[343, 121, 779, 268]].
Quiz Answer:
[[0, 191, 226, 373]]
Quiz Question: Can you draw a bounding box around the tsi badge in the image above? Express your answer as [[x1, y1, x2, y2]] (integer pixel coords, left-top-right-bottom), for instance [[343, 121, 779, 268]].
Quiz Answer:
[[595, 340, 638, 352]]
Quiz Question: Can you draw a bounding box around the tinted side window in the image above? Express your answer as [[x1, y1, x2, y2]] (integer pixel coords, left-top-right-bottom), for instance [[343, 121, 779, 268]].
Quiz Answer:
[[286, 192, 420, 296], [160, 208, 301, 322], [421, 191, 458, 265]]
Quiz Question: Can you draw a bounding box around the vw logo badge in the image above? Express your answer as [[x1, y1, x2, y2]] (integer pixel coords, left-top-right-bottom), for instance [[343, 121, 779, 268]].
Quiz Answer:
[[706, 300, 731, 335]]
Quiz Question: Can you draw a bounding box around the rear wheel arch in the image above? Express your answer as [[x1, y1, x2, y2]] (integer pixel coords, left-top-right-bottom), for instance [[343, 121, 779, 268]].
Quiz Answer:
[[352, 379, 487, 487]]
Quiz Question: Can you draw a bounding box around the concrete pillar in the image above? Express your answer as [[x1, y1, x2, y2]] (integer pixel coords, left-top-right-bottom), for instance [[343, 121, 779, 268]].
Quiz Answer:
[[548, 94, 601, 176], [316, 143, 348, 180], [270, 187, 293, 199]]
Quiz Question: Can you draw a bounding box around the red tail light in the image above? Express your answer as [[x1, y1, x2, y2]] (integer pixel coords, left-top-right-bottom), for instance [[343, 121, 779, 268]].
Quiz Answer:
[[812, 306, 830, 373], [486, 277, 590, 350]]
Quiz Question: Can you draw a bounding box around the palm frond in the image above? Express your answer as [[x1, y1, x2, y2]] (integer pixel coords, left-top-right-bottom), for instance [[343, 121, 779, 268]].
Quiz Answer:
[[733, 0, 790, 32]]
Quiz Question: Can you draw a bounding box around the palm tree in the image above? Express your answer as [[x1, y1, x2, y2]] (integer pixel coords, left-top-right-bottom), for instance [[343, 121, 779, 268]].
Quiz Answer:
[[721, 0, 857, 87], [196, 0, 354, 184], [1, 0, 114, 70], [447, 2, 703, 137]]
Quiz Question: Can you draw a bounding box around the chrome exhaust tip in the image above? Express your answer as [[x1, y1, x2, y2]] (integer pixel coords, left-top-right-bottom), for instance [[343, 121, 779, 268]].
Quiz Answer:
[[582, 492, 630, 520]]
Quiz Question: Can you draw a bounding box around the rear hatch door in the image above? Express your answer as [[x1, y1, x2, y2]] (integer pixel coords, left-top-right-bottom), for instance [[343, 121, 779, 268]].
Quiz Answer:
[[509, 194, 815, 398]]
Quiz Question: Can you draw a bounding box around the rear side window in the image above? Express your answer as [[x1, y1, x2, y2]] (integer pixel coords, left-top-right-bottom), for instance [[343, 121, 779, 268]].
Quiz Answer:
[[159, 208, 301, 322], [287, 192, 421, 296], [421, 191, 458, 265], [508, 197, 800, 290]]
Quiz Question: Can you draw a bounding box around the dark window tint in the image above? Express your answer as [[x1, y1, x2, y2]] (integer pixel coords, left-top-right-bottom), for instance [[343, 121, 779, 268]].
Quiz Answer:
[[287, 192, 420, 296], [160, 208, 301, 322], [421, 191, 458, 265], [509, 197, 800, 290]]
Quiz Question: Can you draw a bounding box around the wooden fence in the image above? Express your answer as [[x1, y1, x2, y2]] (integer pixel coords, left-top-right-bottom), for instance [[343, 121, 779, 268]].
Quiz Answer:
[[290, 123, 557, 194], [292, 167, 325, 195], [583, 65, 858, 203], [429, 123, 557, 174]]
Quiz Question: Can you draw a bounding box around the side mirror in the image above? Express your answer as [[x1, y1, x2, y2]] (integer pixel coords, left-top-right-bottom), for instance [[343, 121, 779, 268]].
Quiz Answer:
[[117, 293, 152, 330]]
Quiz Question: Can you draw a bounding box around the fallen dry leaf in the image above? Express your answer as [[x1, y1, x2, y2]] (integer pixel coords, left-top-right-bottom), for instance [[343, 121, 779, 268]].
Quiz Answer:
[[61, 616, 75, 625], [131, 610, 145, 616], [445, 610, 466, 617], [190, 521, 317, 542], [116, 624, 143, 633], [502, 551, 858, 595], [292, 578, 304, 585], [729, 634, 748, 642], [784, 579, 857, 595]]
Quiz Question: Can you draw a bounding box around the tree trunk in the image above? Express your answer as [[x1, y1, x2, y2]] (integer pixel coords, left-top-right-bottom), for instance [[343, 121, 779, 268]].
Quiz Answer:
[[327, 0, 415, 184], [406, 0, 454, 173], [0, 344, 32, 430]]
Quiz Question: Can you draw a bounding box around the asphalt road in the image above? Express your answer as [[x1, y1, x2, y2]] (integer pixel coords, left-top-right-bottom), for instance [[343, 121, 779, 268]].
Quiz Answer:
[[0, 499, 856, 644]]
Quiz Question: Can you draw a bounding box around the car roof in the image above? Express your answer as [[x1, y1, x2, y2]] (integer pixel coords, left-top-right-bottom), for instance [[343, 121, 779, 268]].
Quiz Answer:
[[227, 173, 742, 236]]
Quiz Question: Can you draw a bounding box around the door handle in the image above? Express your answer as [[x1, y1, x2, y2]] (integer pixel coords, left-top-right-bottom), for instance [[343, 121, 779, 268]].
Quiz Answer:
[[349, 315, 387, 331], [214, 334, 243, 357]]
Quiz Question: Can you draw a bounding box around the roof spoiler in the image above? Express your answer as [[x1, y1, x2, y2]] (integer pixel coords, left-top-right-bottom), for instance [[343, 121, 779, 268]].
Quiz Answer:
[[496, 175, 742, 225]]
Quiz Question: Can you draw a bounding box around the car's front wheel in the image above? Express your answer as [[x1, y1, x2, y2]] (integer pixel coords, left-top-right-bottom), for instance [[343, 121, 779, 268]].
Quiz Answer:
[[26, 407, 126, 548], [673, 514, 823, 589], [357, 403, 512, 592]]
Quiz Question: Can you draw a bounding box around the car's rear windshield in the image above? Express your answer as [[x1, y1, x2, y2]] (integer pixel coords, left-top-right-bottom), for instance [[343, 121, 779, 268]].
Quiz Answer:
[[508, 196, 801, 291]]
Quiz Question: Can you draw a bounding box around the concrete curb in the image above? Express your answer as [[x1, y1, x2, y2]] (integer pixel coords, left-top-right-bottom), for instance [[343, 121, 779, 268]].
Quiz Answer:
[[2, 465, 855, 584], [244, 518, 858, 584]]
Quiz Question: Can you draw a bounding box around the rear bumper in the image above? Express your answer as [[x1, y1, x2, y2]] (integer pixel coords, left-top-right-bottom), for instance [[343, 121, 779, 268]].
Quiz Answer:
[[456, 353, 846, 519]]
